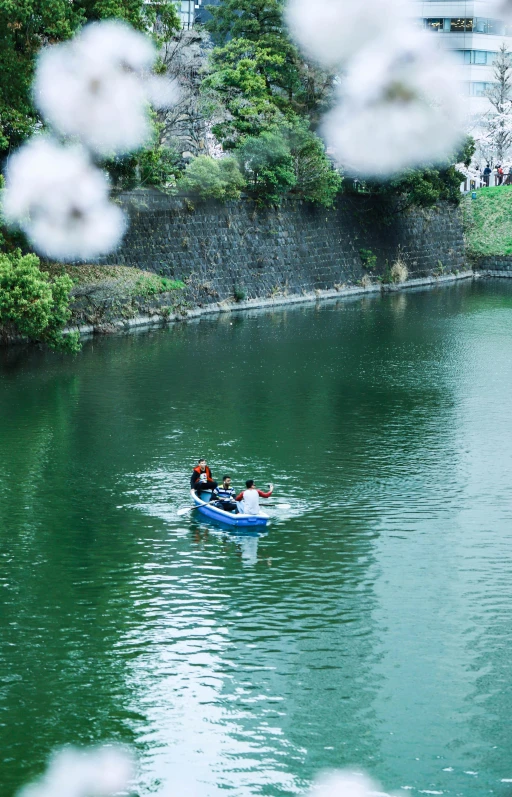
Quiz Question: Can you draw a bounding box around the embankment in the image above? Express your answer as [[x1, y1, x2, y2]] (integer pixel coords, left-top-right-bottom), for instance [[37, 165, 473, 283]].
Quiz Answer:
[[66, 191, 468, 332]]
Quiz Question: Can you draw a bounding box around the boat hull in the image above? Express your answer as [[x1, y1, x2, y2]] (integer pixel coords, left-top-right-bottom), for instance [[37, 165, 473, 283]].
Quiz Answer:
[[191, 490, 269, 527]]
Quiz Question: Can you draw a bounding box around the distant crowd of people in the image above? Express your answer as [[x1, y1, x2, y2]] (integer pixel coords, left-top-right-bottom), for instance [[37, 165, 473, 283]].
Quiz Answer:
[[478, 163, 512, 187]]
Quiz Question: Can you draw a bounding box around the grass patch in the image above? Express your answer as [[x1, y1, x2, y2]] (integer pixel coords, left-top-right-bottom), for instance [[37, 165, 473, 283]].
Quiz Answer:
[[462, 186, 512, 256], [39, 264, 185, 299]]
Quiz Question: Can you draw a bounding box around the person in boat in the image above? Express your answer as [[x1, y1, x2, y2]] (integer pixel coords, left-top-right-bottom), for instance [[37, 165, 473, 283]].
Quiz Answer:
[[213, 475, 238, 513], [190, 459, 217, 493], [235, 480, 274, 516]]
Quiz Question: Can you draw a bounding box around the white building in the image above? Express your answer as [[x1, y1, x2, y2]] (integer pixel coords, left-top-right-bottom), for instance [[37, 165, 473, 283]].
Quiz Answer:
[[420, 1, 512, 117], [173, 0, 220, 28]]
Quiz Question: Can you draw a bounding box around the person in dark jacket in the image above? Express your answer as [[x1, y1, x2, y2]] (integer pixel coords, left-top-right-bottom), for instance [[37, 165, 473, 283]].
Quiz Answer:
[[483, 164, 492, 186], [213, 475, 238, 512], [190, 459, 217, 492]]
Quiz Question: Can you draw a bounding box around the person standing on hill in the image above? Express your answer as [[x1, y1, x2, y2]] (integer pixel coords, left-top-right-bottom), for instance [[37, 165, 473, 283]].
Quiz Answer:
[[483, 163, 492, 186], [236, 480, 273, 516], [190, 459, 217, 492]]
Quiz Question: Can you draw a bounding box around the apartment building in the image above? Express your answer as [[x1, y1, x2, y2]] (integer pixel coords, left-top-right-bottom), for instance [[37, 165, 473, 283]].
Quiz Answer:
[[173, 0, 220, 28], [420, 1, 512, 116]]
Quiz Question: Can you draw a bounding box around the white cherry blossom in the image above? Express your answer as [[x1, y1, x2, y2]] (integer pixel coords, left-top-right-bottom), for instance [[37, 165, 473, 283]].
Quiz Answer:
[[2, 137, 126, 261], [16, 746, 134, 797], [321, 29, 465, 176], [285, 0, 411, 67], [307, 771, 386, 797], [34, 21, 179, 155]]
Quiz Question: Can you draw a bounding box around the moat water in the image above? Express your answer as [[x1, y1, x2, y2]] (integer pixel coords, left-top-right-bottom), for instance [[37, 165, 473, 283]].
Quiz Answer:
[[1, 279, 512, 797]]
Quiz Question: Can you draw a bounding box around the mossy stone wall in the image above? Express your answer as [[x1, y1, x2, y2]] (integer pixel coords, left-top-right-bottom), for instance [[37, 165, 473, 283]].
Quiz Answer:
[[100, 192, 466, 305]]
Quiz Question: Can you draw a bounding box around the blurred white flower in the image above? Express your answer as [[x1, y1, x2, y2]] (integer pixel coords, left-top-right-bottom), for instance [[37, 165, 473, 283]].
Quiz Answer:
[[2, 137, 126, 261], [34, 21, 179, 155], [322, 29, 465, 176], [307, 770, 385, 797], [285, 0, 411, 67], [16, 746, 135, 797], [489, 0, 512, 22]]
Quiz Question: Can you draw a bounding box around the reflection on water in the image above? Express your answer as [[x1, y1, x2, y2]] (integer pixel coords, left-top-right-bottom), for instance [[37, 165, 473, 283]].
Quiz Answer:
[[1, 281, 512, 797]]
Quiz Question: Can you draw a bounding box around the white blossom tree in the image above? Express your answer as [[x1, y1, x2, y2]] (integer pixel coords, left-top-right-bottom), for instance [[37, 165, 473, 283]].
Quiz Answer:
[[481, 44, 512, 163]]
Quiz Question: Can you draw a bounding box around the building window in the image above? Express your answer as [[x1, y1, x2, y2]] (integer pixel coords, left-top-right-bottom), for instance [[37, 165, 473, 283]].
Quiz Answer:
[[451, 18, 473, 32], [425, 18, 444, 31], [458, 50, 497, 65], [470, 82, 493, 96]]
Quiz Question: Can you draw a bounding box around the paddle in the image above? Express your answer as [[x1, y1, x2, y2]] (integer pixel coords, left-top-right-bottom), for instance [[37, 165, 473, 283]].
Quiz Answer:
[[177, 506, 194, 516]]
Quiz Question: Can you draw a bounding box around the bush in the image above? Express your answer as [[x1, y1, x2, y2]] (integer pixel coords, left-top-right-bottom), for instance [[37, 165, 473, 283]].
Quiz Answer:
[[179, 156, 246, 201], [0, 251, 80, 351], [237, 131, 296, 205], [359, 248, 377, 271], [390, 259, 408, 284]]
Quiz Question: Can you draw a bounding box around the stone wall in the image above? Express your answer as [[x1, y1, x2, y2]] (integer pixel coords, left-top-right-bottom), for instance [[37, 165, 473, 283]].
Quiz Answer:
[[473, 255, 512, 274], [101, 192, 466, 306]]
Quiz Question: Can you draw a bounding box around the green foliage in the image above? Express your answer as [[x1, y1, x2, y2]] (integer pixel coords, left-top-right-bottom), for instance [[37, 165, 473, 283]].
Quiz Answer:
[[180, 156, 246, 201], [105, 114, 181, 191], [74, 0, 179, 32], [362, 165, 464, 214], [202, 40, 286, 146], [0, 0, 179, 160], [233, 287, 246, 302], [204, 0, 334, 146], [237, 131, 297, 205], [359, 248, 377, 271], [0, 250, 80, 351], [358, 139, 476, 213], [0, 0, 82, 157], [132, 274, 185, 297], [462, 185, 512, 257], [458, 136, 476, 169], [284, 120, 341, 207]]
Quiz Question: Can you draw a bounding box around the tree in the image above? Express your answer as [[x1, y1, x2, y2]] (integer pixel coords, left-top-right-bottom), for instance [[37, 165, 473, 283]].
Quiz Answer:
[[0, 1, 83, 157], [0, 0, 180, 161], [180, 155, 246, 200], [360, 139, 475, 214], [482, 44, 512, 163], [237, 130, 296, 204], [204, 0, 334, 142], [285, 120, 342, 207], [202, 39, 286, 147]]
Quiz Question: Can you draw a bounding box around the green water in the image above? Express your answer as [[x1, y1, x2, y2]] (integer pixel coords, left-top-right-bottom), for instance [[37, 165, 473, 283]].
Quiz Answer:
[[2, 280, 512, 797]]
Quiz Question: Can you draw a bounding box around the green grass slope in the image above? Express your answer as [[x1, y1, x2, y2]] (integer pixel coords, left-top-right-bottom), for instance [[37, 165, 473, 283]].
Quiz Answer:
[[463, 186, 512, 257]]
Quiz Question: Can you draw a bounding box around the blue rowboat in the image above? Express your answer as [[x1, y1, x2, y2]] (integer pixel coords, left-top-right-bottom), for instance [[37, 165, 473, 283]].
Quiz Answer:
[[191, 489, 269, 527]]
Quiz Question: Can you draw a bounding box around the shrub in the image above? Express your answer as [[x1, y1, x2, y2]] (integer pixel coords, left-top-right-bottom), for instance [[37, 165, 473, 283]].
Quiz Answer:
[[233, 287, 246, 302], [390, 259, 408, 284], [180, 156, 246, 201], [359, 248, 377, 271], [237, 131, 296, 205], [0, 250, 80, 352]]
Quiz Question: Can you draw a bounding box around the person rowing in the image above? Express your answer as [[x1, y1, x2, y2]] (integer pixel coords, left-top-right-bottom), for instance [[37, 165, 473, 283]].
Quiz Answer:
[[235, 480, 274, 516], [190, 458, 218, 493], [213, 475, 238, 513]]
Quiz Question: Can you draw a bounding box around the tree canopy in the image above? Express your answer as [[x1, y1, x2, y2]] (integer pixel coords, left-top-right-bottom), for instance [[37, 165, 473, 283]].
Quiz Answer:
[[0, 0, 180, 160]]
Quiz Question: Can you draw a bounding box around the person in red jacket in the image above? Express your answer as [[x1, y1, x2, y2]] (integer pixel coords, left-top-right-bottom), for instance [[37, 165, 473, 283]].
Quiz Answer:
[[235, 479, 273, 516], [190, 459, 218, 492]]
